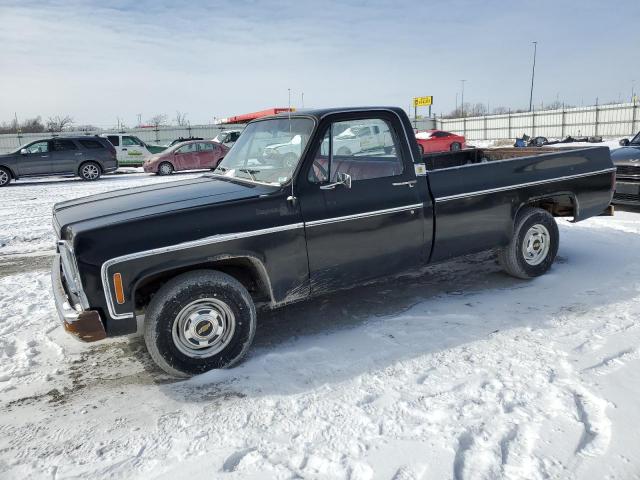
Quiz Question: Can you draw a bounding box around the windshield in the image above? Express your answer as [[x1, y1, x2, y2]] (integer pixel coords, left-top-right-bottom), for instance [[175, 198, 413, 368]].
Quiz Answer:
[[631, 131, 640, 145], [212, 117, 314, 185], [213, 132, 227, 143]]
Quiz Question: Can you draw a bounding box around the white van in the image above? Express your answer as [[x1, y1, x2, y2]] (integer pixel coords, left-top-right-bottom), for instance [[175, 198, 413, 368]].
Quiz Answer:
[[100, 134, 153, 166]]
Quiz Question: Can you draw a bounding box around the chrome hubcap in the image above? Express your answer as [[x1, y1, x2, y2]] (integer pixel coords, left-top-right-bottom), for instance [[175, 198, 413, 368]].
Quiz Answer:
[[172, 298, 235, 358], [82, 164, 99, 179], [0, 170, 8, 185], [160, 163, 172, 174], [522, 224, 550, 266]]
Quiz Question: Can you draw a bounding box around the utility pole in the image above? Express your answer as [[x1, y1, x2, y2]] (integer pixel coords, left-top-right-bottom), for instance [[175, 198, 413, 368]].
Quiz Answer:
[[460, 80, 466, 117], [632, 80, 636, 103], [301, 92, 304, 109], [529, 41, 537, 112], [137, 113, 142, 126]]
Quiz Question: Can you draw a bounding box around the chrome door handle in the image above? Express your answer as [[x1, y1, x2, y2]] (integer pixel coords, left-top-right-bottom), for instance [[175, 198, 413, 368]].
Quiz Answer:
[[392, 180, 417, 187]]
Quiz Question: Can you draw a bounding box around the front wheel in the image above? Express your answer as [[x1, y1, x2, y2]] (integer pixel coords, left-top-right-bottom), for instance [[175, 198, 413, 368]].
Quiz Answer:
[[498, 207, 559, 279], [0, 167, 11, 187], [143, 270, 257, 377], [157, 162, 174, 176], [450, 142, 462, 151], [79, 162, 101, 181]]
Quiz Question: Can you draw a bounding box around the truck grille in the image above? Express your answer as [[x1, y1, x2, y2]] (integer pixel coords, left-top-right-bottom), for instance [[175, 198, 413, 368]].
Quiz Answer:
[[613, 192, 640, 203], [616, 165, 640, 177]]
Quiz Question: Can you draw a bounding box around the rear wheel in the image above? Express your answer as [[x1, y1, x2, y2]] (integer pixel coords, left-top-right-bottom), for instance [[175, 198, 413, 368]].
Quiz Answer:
[[498, 207, 559, 279], [79, 162, 101, 181], [450, 142, 462, 151], [143, 270, 257, 377], [0, 167, 11, 187], [158, 162, 174, 176]]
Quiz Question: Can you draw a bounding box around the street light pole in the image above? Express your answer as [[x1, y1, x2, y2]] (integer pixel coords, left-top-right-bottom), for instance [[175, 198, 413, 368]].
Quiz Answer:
[[529, 41, 537, 112], [460, 80, 466, 117]]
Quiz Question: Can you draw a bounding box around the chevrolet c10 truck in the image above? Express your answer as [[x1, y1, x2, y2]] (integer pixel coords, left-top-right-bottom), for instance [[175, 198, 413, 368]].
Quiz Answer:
[[51, 107, 616, 377]]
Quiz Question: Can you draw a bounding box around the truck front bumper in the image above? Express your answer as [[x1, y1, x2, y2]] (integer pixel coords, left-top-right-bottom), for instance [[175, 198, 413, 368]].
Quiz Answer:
[[51, 255, 107, 342]]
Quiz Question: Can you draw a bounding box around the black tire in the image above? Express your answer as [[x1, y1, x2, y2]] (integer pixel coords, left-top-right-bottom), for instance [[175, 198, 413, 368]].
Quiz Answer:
[[78, 161, 101, 181], [0, 167, 11, 187], [450, 142, 462, 151], [143, 270, 257, 377], [498, 207, 559, 279], [157, 162, 174, 176]]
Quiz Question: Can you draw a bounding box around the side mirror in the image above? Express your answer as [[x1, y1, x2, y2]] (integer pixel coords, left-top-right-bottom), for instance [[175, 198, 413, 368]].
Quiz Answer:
[[20, 148, 28, 155], [320, 172, 352, 190], [619, 138, 630, 146]]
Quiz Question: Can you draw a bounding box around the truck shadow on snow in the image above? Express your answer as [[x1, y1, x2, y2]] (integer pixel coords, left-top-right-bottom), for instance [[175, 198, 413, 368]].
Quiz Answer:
[[158, 223, 640, 402]]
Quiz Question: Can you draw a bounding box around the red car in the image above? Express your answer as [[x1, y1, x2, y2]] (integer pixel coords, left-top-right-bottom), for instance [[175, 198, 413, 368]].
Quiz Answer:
[[143, 140, 228, 175], [415, 130, 466, 154]]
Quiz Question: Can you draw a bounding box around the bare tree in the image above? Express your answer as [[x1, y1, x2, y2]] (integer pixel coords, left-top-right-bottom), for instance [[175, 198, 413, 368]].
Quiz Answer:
[[147, 114, 168, 127], [174, 111, 188, 126], [46, 115, 74, 132], [0, 116, 47, 134], [492, 106, 510, 115]]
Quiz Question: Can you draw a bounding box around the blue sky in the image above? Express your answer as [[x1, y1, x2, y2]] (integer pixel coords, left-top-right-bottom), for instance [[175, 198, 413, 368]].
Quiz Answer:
[[0, 0, 638, 127]]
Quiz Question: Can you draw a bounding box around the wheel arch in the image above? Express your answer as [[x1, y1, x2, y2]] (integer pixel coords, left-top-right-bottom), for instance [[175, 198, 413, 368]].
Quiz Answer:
[[132, 254, 275, 313], [0, 164, 17, 179], [511, 191, 578, 235]]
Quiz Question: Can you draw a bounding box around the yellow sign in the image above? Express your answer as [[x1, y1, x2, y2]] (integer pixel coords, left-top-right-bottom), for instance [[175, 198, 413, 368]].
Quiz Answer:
[[413, 96, 433, 107]]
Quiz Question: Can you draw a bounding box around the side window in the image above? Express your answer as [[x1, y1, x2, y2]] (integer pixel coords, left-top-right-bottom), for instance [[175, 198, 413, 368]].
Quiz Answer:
[[310, 118, 404, 183], [176, 143, 197, 154], [79, 139, 104, 149], [230, 132, 240, 141], [122, 136, 142, 146], [25, 141, 50, 154], [52, 139, 77, 151], [107, 135, 120, 147], [199, 143, 215, 151]]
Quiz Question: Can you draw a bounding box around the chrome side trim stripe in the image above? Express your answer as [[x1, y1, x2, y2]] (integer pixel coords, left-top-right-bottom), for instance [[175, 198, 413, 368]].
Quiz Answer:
[[434, 168, 616, 203], [305, 203, 424, 227], [101, 222, 305, 320]]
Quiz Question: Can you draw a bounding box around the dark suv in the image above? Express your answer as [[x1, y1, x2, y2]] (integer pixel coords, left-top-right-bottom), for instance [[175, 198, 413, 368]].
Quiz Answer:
[[0, 136, 117, 187]]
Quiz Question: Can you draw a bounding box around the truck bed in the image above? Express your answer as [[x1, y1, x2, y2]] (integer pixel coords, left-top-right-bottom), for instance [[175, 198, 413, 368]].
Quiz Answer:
[[422, 146, 615, 262]]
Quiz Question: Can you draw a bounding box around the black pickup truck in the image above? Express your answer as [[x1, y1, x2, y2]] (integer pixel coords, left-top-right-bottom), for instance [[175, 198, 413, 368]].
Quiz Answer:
[[51, 107, 615, 377]]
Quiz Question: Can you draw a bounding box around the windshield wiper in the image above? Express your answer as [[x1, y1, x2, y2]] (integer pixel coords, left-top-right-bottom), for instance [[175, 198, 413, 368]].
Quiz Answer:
[[238, 168, 260, 180]]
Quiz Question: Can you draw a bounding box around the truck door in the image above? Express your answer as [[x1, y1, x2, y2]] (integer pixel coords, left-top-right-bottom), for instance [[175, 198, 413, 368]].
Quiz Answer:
[[49, 138, 79, 173], [298, 114, 431, 291], [17, 140, 52, 175], [121, 136, 149, 165]]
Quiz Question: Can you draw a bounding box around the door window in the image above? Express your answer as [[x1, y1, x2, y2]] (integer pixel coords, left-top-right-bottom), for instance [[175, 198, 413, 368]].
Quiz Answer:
[[52, 139, 77, 151], [107, 135, 120, 146], [176, 143, 197, 154], [25, 141, 49, 153], [122, 136, 143, 146], [309, 118, 404, 183], [198, 143, 215, 151]]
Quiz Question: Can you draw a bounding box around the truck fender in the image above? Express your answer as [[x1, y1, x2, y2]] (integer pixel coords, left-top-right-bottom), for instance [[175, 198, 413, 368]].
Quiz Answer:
[[131, 253, 276, 310], [513, 191, 579, 233]]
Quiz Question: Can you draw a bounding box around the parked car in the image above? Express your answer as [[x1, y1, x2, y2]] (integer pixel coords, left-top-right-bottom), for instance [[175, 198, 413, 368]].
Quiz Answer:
[[212, 130, 242, 147], [143, 140, 228, 175], [100, 134, 155, 166], [0, 136, 117, 187], [51, 107, 614, 377], [415, 130, 466, 154], [611, 131, 640, 205], [168, 137, 204, 147]]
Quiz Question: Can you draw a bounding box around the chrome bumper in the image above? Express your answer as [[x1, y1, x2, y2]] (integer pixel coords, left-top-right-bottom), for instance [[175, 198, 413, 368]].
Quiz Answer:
[[51, 255, 106, 342]]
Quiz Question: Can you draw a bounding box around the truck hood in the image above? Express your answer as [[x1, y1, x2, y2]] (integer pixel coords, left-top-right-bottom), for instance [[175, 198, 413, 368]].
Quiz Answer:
[[53, 175, 275, 237], [611, 146, 640, 165]]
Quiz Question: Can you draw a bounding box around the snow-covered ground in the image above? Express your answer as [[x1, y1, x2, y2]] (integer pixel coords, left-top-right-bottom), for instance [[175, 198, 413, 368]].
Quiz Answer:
[[1, 173, 640, 479]]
